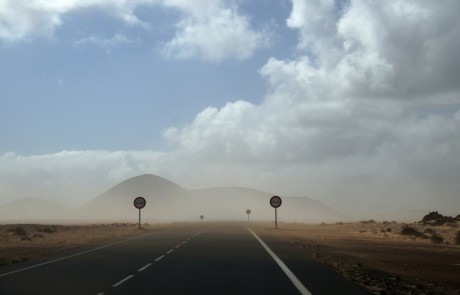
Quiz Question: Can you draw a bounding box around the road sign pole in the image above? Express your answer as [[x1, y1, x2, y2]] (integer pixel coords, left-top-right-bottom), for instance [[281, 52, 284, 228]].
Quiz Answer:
[[275, 207, 278, 229], [139, 209, 141, 229]]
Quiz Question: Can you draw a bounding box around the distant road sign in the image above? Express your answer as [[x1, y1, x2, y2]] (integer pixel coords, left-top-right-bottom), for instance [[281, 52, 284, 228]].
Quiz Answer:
[[246, 209, 251, 214], [270, 196, 282, 208], [134, 197, 146, 209]]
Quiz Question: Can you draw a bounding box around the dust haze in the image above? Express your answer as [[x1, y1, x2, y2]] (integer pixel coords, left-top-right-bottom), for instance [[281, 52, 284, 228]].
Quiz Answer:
[[0, 174, 434, 224]]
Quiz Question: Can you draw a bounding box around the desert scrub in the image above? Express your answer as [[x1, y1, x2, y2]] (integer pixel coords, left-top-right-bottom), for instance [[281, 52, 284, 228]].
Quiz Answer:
[[424, 228, 436, 234], [455, 231, 460, 245], [430, 234, 444, 244], [8, 227, 27, 237], [400, 226, 423, 237]]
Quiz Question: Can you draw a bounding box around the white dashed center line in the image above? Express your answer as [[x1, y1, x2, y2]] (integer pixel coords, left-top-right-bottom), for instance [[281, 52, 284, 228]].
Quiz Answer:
[[98, 228, 208, 295], [138, 263, 152, 272], [113, 275, 134, 287]]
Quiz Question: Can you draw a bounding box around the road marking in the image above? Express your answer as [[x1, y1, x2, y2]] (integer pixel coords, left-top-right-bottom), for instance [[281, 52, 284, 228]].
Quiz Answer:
[[97, 293, 104, 295], [175, 244, 181, 249], [0, 231, 160, 278], [138, 263, 152, 272], [113, 275, 134, 287], [247, 228, 313, 295], [155, 255, 165, 262], [166, 249, 174, 254]]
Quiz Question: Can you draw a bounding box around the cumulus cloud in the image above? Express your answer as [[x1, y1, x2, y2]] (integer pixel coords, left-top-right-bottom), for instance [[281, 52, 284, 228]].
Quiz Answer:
[[285, 0, 460, 99], [0, 0, 268, 60], [160, 0, 269, 61], [0, 0, 155, 42], [160, 0, 460, 212]]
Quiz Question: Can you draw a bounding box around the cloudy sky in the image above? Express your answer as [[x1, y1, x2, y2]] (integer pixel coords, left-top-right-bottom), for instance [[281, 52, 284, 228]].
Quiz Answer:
[[1, 0, 459, 215]]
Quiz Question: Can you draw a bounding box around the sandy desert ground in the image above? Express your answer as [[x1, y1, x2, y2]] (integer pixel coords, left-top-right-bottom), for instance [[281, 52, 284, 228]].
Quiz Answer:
[[1, 221, 459, 294]]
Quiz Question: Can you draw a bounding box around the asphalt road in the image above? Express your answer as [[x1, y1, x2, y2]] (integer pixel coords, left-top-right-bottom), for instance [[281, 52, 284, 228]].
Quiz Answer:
[[0, 223, 369, 294]]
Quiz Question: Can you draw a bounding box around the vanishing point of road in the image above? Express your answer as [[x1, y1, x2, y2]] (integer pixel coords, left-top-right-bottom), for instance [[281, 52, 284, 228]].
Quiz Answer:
[[0, 223, 369, 294]]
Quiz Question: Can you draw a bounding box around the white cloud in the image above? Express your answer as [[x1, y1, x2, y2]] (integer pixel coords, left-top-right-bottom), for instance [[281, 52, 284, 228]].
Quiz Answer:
[[0, 0, 269, 61], [160, 0, 269, 61], [159, 0, 460, 212], [75, 34, 141, 48], [0, 0, 156, 42]]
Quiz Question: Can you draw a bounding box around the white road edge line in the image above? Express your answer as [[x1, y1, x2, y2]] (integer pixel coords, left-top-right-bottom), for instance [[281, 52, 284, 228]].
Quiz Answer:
[[112, 275, 134, 287], [166, 249, 174, 254], [0, 231, 159, 278], [138, 263, 152, 272], [175, 244, 181, 249], [155, 255, 165, 262], [247, 228, 313, 295]]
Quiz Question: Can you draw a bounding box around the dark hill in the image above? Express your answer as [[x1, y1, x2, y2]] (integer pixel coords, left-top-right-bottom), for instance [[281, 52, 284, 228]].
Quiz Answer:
[[77, 174, 187, 220]]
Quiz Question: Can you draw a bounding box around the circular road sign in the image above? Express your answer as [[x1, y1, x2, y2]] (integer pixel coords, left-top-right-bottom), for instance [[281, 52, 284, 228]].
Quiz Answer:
[[246, 209, 251, 214], [133, 196, 146, 209], [270, 196, 282, 208]]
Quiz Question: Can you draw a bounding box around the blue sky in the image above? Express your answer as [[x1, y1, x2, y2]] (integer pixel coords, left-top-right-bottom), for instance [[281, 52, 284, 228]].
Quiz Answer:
[[1, 0, 460, 215], [1, 0, 295, 154]]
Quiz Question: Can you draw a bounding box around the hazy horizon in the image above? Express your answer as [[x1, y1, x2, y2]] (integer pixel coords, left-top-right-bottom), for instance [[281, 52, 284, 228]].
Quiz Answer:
[[1, 1, 460, 217]]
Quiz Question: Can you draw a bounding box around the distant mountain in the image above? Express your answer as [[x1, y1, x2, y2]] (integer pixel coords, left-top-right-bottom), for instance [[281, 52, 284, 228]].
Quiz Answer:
[[0, 197, 71, 222], [78, 174, 345, 223], [77, 174, 188, 220], [0, 174, 346, 223]]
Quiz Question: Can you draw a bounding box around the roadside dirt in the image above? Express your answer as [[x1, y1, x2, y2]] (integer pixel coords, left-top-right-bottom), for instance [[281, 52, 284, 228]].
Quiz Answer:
[[258, 222, 460, 295]]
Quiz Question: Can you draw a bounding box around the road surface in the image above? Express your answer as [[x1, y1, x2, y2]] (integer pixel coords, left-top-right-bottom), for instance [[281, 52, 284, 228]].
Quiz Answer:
[[0, 223, 369, 294]]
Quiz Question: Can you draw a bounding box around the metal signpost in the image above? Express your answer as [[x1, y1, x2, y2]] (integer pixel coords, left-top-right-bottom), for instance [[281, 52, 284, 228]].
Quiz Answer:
[[246, 209, 251, 222], [269, 196, 282, 229], [133, 196, 146, 229]]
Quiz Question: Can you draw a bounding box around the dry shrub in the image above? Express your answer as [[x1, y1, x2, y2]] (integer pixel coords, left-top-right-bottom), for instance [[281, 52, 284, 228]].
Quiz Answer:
[[455, 231, 460, 245], [424, 228, 436, 234], [9, 227, 27, 237], [400, 226, 422, 237], [430, 234, 444, 244]]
